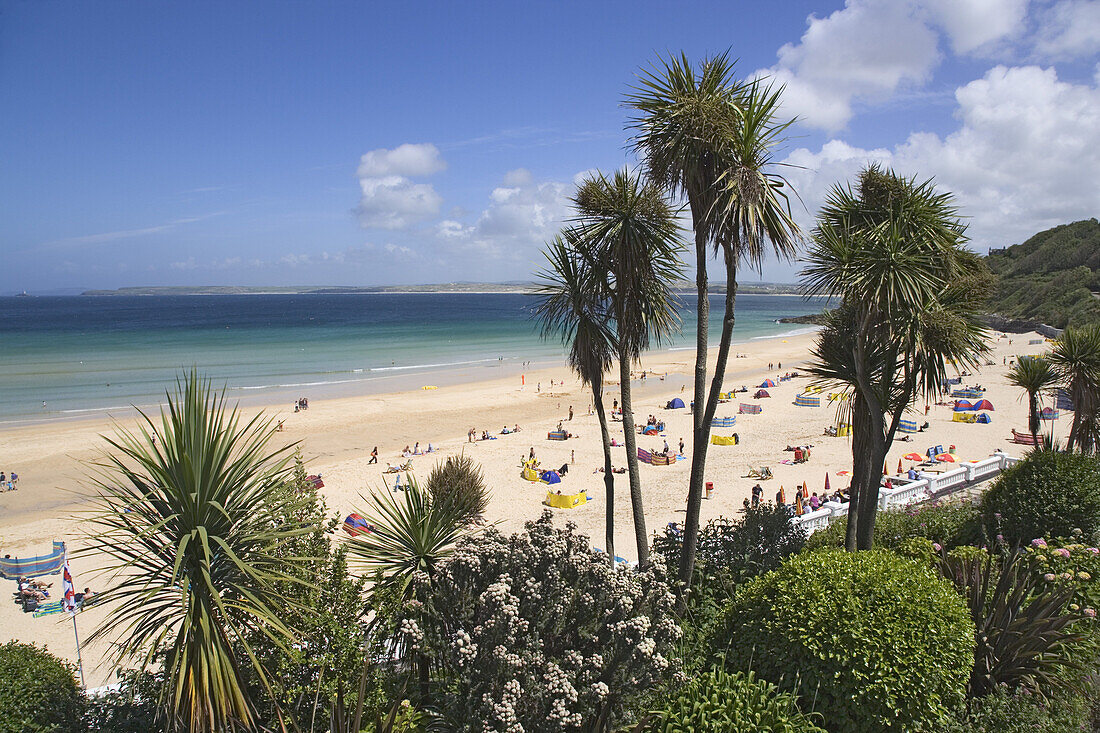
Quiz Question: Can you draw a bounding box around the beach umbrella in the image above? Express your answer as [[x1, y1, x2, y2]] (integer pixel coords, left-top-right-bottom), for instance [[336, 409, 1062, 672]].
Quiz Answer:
[[936, 453, 956, 462], [824, 473, 831, 492], [778, 486, 786, 505], [837, 470, 850, 476], [883, 461, 888, 475], [897, 459, 903, 474], [904, 452, 923, 461]]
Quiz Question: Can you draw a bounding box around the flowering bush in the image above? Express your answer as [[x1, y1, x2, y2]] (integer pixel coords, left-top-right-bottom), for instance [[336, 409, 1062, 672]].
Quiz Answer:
[[1024, 533, 1100, 617], [981, 451, 1100, 546], [711, 549, 973, 733], [406, 511, 681, 731]]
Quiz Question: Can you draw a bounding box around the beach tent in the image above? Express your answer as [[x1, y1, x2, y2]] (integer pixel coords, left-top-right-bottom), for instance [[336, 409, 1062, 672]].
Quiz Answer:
[[711, 416, 737, 428], [972, 399, 995, 411], [0, 541, 66, 579], [898, 419, 918, 433], [545, 490, 587, 509], [541, 470, 562, 484], [794, 393, 820, 407], [711, 434, 738, 446], [342, 514, 372, 537], [754, 389, 771, 399], [739, 403, 762, 415], [954, 400, 974, 411], [1040, 407, 1058, 420], [976, 413, 992, 423], [952, 412, 977, 423], [642, 424, 659, 435], [759, 379, 777, 388], [666, 397, 685, 409], [522, 466, 542, 482]]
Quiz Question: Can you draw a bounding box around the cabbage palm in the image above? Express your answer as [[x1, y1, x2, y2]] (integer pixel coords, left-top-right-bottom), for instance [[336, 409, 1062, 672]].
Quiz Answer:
[[627, 53, 801, 585], [802, 166, 989, 550], [81, 371, 312, 732], [1050, 324, 1100, 453], [572, 169, 684, 566], [533, 231, 619, 564], [1007, 356, 1059, 446]]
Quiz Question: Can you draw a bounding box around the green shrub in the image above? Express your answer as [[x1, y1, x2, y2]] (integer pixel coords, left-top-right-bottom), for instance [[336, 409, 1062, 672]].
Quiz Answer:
[[807, 500, 982, 552], [981, 451, 1100, 546], [0, 642, 85, 733], [711, 549, 974, 733], [944, 685, 1090, 733], [425, 453, 490, 523], [648, 667, 825, 732]]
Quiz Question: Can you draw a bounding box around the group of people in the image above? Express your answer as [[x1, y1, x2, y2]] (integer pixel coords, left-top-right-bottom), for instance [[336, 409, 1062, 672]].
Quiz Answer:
[[783, 445, 813, 463], [747, 483, 849, 514], [293, 397, 309, 412], [401, 442, 433, 457], [0, 471, 17, 492]]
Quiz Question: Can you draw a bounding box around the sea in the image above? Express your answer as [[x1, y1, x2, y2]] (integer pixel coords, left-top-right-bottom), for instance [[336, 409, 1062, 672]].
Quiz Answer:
[[0, 293, 829, 424]]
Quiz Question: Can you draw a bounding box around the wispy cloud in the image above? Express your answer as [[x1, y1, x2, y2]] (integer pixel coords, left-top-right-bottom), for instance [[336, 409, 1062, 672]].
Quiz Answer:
[[37, 213, 226, 251], [443, 126, 618, 151]]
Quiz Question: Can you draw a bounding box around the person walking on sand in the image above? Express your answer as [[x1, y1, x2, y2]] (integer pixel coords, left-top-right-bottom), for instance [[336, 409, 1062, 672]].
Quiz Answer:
[[570, 449, 575, 464], [568, 405, 573, 421], [678, 437, 685, 455], [529, 447, 535, 461], [368, 447, 378, 464]]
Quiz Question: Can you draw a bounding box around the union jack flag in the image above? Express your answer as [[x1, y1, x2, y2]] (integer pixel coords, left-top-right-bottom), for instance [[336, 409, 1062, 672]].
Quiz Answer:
[[61, 556, 77, 614]]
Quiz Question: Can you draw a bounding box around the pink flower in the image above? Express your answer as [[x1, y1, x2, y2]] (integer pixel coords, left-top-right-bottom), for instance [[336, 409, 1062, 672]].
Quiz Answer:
[[1054, 548, 1072, 558], [1031, 538, 1048, 548], [932, 543, 943, 552], [1088, 548, 1099, 554], [1044, 573, 1056, 582], [1085, 608, 1097, 618]]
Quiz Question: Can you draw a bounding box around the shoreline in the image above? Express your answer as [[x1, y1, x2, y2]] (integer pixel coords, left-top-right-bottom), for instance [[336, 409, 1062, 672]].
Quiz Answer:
[[0, 327, 1051, 687]]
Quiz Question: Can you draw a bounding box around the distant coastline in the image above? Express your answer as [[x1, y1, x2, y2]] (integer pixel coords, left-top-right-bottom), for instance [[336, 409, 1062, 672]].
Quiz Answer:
[[76, 281, 804, 297]]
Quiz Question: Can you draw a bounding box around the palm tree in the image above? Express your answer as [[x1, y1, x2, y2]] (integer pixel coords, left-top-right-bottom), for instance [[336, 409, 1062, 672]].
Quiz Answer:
[[802, 166, 989, 550], [82, 371, 312, 732], [572, 169, 684, 566], [1007, 356, 1059, 446], [533, 232, 619, 564], [626, 54, 801, 586], [1050, 324, 1100, 453]]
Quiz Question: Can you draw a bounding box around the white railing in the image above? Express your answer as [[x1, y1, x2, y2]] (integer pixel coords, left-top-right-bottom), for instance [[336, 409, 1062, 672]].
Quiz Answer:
[[793, 452, 1018, 535]]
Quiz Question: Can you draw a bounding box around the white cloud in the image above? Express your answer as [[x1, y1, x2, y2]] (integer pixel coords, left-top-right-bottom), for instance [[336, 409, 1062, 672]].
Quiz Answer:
[[1034, 0, 1100, 60], [437, 172, 573, 260], [756, 0, 1035, 131], [357, 143, 445, 230], [782, 64, 1100, 252], [502, 168, 533, 186], [922, 0, 1029, 54], [757, 0, 941, 131], [356, 143, 445, 178], [357, 176, 443, 229]]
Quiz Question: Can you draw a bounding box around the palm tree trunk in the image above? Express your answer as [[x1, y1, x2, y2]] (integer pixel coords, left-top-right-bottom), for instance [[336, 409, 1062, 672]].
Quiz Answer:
[[618, 349, 649, 566], [1028, 391, 1040, 446], [591, 379, 616, 566], [845, 393, 874, 551], [679, 222, 710, 586], [855, 428, 887, 550], [680, 252, 739, 586]]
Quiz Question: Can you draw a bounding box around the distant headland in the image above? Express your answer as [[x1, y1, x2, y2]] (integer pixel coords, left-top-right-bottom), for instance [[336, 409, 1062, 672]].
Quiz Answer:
[[78, 281, 804, 296]]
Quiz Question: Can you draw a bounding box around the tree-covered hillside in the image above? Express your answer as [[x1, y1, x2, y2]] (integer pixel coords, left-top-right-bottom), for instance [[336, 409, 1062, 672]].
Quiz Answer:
[[985, 218, 1100, 328]]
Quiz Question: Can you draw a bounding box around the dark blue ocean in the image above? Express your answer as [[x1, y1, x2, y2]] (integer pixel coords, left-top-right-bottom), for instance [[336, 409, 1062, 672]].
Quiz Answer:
[[0, 293, 827, 422]]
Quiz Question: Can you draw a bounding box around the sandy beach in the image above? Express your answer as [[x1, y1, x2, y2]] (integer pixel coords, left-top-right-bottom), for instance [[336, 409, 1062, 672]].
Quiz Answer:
[[0, 329, 1055, 687]]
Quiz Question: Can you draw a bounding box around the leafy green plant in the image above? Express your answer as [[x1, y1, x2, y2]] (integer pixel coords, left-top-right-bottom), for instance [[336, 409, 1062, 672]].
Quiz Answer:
[[0, 642, 84, 733], [425, 453, 490, 525], [712, 548, 973, 732], [646, 666, 825, 732], [944, 684, 1090, 733], [980, 451, 1100, 546], [80, 370, 316, 732], [84, 667, 161, 733], [936, 547, 1088, 698], [807, 500, 983, 552]]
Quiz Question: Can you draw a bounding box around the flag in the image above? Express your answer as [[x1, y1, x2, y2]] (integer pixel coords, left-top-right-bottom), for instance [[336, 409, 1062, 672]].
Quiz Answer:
[[61, 556, 77, 614]]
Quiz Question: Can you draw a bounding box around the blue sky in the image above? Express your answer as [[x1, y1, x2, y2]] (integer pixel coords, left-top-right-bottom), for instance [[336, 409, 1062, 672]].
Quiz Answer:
[[2, 0, 1099, 292]]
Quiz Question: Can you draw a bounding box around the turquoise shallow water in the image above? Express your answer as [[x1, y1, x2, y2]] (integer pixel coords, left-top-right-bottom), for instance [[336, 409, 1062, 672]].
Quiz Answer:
[[0, 293, 828, 423]]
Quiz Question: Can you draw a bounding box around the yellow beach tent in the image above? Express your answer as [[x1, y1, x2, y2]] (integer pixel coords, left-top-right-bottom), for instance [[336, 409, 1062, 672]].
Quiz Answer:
[[711, 434, 738, 446], [544, 491, 587, 509]]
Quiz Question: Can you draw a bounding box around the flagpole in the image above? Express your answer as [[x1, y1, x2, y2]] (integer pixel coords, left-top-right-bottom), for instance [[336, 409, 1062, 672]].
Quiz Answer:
[[71, 611, 86, 690]]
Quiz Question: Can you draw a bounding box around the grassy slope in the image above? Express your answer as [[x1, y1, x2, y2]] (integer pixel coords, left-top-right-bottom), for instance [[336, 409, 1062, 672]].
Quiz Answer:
[[984, 218, 1100, 329]]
